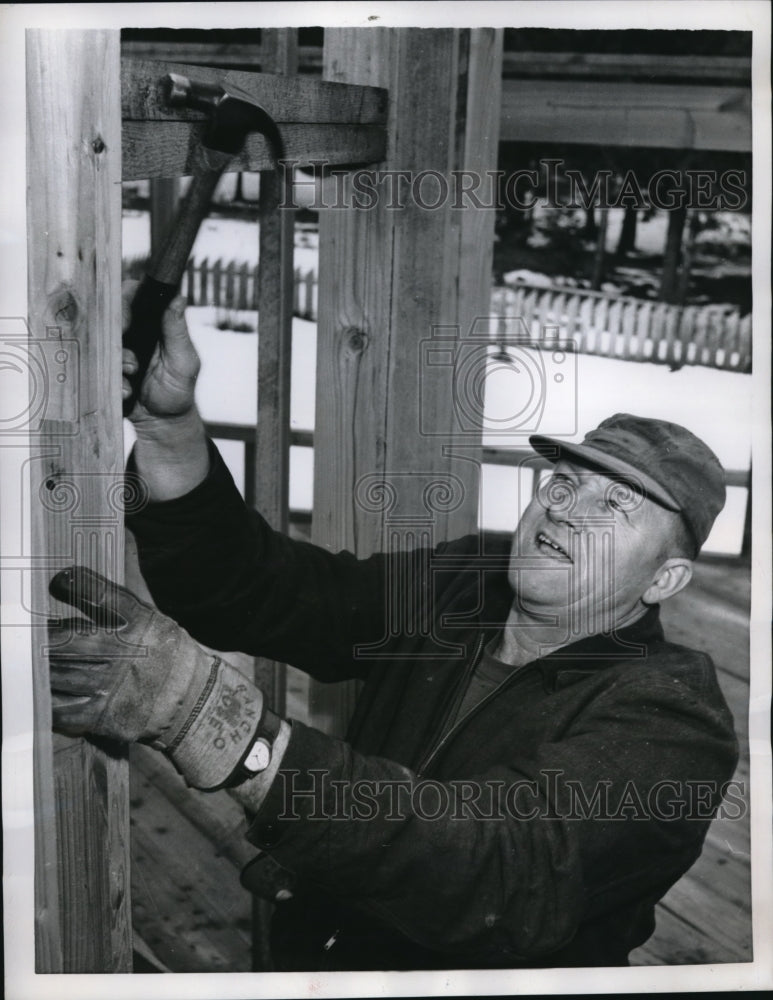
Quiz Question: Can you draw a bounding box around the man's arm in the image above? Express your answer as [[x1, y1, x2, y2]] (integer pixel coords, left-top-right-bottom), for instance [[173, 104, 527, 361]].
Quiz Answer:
[[122, 291, 470, 673], [48, 576, 738, 965], [121, 286, 380, 672], [230, 665, 738, 962]]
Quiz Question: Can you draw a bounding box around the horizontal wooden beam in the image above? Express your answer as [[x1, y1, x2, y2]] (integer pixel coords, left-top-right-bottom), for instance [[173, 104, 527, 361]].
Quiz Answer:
[[122, 58, 386, 124], [501, 79, 751, 151], [122, 42, 751, 85], [503, 51, 751, 82], [121, 57, 387, 179], [123, 40, 323, 72], [123, 121, 385, 179]]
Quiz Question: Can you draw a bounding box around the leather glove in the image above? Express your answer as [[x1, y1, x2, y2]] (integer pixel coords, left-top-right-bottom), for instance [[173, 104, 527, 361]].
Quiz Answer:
[[48, 565, 264, 790]]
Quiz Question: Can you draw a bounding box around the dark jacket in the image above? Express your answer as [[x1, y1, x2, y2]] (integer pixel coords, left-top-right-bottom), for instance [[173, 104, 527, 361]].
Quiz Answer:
[[127, 444, 739, 970]]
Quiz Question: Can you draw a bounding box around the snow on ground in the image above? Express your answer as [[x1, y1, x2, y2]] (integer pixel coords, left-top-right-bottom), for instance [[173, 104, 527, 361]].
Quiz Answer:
[[158, 307, 749, 554], [122, 211, 751, 554]]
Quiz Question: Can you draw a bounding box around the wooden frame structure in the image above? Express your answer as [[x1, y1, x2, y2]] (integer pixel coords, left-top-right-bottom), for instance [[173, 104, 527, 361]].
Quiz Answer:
[[26, 26, 502, 972]]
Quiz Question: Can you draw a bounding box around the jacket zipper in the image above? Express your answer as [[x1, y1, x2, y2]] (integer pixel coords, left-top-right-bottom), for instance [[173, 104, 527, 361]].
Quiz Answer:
[[416, 637, 537, 777], [322, 637, 536, 955], [414, 633, 486, 776]]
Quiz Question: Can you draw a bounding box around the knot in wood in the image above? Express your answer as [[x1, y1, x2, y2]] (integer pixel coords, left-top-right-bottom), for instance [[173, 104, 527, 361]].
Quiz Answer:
[[91, 135, 106, 155], [49, 288, 79, 328], [345, 328, 368, 355]]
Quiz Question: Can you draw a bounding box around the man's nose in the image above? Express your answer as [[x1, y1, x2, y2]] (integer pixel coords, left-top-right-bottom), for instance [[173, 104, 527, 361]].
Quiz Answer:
[[545, 490, 595, 529]]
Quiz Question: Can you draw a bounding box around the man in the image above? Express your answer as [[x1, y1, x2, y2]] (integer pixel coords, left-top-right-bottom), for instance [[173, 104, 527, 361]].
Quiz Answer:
[[48, 295, 738, 970]]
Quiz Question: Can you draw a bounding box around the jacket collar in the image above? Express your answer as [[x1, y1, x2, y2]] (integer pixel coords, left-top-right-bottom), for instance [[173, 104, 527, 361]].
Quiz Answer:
[[536, 604, 664, 690], [480, 573, 665, 691]]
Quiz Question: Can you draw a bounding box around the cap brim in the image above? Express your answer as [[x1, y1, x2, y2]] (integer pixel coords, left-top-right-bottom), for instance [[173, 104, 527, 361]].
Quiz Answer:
[[529, 434, 681, 511]]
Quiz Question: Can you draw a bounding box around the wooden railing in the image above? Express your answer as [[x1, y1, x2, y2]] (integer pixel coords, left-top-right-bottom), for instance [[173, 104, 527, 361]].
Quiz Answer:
[[205, 421, 750, 517], [491, 283, 752, 373]]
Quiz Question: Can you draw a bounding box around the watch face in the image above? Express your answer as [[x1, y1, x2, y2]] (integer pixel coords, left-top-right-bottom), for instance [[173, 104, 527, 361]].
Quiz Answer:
[[244, 738, 271, 773]]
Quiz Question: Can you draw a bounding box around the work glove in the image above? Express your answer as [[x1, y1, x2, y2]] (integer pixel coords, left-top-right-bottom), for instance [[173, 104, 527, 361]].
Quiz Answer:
[[48, 565, 263, 791]]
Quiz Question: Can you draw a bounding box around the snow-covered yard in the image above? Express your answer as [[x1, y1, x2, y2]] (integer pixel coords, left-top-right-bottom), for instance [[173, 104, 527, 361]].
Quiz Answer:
[[123, 212, 752, 555]]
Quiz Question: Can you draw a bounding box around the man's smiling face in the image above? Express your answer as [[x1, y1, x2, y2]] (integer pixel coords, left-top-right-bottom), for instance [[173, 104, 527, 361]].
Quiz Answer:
[[509, 459, 687, 637]]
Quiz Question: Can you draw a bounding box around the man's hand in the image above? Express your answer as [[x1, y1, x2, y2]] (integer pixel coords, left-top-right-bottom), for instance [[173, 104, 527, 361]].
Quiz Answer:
[[122, 280, 201, 424], [48, 566, 264, 790], [121, 281, 210, 501]]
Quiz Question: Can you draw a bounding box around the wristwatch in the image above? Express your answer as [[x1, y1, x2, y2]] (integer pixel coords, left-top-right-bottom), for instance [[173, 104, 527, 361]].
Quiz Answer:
[[229, 707, 283, 785]]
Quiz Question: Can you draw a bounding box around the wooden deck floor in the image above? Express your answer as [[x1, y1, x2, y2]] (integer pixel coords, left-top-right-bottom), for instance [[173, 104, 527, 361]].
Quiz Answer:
[[129, 555, 753, 971]]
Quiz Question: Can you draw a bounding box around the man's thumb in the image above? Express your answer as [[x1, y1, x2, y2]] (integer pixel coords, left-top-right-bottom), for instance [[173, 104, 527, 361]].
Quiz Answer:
[[162, 296, 191, 344], [49, 566, 139, 629]]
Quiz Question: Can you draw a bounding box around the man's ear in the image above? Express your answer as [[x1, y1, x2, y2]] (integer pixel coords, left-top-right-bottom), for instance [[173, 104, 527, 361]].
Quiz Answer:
[[642, 559, 693, 605]]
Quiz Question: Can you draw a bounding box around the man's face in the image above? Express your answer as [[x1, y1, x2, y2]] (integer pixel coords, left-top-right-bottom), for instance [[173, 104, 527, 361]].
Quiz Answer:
[[509, 459, 679, 637]]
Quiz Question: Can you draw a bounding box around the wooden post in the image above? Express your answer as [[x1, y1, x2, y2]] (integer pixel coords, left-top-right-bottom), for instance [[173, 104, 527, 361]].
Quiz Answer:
[[252, 27, 298, 973], [26, 30, 131, 971], [660, 204, 688, 303], [677, 208, 700, 305], [310, 28, 503, 736], [615, 206, 638, 258], [590, 206, 609, 289], [254, 26, 297, 716]]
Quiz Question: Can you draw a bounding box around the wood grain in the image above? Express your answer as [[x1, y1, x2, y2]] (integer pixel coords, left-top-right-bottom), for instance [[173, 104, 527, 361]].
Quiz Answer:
[[122, 121, 387, 180], [129, 751, 252, 971], [122, 40, 323, 73], [308, 29, 503, 736], [122, 41, 751, 84], [122, 57, 387, 125], [253, 29, 298, 722], [26, 29, 131, 971], [500, 79, 751, 152]]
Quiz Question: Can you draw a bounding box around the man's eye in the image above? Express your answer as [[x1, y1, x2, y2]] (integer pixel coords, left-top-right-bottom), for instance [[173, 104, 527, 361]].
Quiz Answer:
[[604, 482, 642, 516]]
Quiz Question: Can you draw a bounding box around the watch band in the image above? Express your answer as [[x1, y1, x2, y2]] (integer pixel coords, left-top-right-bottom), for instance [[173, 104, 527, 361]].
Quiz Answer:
[[225, 706, 283, 788]]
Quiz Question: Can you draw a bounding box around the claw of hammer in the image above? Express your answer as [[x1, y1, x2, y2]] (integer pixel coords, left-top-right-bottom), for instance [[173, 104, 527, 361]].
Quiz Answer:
[[162, 73, 284, 161]]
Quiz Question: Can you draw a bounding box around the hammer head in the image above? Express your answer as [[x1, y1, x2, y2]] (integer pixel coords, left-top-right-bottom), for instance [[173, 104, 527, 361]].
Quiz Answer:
[[163, 73, 279, 157]]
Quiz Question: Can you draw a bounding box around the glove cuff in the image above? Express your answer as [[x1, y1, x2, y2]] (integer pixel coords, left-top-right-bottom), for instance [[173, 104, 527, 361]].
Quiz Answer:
[[166, 657, 264, 790]]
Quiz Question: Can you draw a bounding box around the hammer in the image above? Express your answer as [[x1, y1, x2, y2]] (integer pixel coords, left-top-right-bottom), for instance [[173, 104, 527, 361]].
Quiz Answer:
[[122, 73, 283, 416]]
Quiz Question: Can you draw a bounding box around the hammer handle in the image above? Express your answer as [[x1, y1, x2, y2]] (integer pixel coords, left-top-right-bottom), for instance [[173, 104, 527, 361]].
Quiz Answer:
[[122, 152, 230, 417]]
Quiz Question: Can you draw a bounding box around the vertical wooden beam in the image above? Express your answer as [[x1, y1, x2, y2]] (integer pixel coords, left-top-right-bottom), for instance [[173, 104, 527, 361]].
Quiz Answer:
[[615, 206, 638, 258], [254, 26, 297, 714], [677, 208, 700, 305], [591, 207, 609, 290], [252, 27, 298, 973], [310, 28, 503, 736], [660, 204, 687, 303], [27, 29, 131, 971]]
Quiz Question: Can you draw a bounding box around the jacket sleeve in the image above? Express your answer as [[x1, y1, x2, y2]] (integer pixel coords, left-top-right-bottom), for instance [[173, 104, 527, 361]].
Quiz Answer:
[[126, 440, 468, 681], [242, 666, 738, 963]]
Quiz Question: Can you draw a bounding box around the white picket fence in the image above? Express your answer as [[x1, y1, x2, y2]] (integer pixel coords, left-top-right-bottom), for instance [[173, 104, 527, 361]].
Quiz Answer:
[[149, 256, 751, 373], [178, 257, 318, 320], [490, 283, 752, 373]]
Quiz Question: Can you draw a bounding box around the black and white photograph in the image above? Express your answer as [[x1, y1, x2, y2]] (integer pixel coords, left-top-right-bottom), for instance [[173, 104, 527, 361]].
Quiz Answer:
[[1, 2, 771, 997]]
